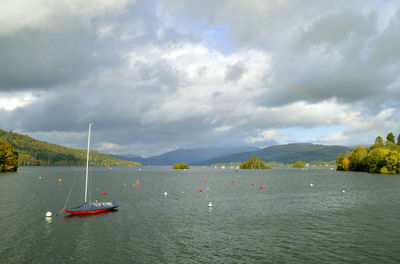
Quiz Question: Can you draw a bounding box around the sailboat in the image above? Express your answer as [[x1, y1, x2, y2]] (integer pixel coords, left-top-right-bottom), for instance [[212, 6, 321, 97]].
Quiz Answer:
[[64, 122, 118, 214]]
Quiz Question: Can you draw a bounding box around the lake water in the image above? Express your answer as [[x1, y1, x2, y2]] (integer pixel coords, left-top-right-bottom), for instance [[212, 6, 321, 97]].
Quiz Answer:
[[1, 166, 400, 263]]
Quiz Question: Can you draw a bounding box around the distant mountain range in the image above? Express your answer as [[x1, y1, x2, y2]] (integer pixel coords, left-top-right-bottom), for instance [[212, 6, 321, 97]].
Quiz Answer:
[[202, 143, 353, 165], [113, 143, 353, 166], [110, 146, 259, 166]]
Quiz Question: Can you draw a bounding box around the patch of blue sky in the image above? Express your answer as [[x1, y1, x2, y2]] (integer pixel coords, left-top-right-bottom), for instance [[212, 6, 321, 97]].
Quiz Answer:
[[205, 25, 234, 55]]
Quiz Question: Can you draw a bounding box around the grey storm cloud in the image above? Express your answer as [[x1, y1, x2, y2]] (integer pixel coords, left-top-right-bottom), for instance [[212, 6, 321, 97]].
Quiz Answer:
[[225, 62, 246, 82], [1, 0, 400, 155]]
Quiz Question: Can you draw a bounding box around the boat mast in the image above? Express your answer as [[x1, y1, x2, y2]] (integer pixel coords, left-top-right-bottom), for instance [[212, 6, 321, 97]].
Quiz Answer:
[[84, 122, 92, 203]]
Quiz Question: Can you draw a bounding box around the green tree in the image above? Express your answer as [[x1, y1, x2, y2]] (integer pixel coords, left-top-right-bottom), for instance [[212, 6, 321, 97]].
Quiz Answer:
[[173, 163, 190, 169], [386, 132, 395, 145], [336, 153, 345, 171], [366, 147, 390, 173], [240, 157, 271, 169], [347, 146, 368, 172], [375, 136, 384, 145], [293, 160, 307, 168], [397, 134, 400, 146]]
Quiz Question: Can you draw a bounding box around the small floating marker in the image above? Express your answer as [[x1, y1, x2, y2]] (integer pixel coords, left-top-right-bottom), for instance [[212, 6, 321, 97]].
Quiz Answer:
[[139, 168, 142, 171], [161, 178, 164, 181], [208, 202, 213, 208], [132, 184, 135, 187], [342, 189, 346, 193], [12, 178, 15, 181], [102, 191, 106, 196], [251, 183, 254, 186], [120, 177, 122, 180], [38, 176, 42, 180], [199, 189, 203, 193], [58, 178, 62, 182], [204, 179, 207, 182], [45, 212, 52, 217], [232, 180, 235, 183], [260, 186, 263, 190], [310, 183, 314, 187], [164, 192, 168, 196]]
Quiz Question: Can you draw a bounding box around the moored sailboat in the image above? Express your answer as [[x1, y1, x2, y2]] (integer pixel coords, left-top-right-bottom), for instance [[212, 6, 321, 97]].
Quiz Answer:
[[64, 122, 118, 214]]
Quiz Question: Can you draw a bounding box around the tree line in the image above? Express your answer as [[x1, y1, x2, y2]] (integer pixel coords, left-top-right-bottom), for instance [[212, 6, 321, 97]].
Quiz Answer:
[[336, 132, 400, 174]]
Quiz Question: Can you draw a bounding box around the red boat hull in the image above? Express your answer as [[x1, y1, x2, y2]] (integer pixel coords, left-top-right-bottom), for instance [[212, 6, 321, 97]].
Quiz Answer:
[[64, 202, 118, 215], [64, 207, 116, 214]]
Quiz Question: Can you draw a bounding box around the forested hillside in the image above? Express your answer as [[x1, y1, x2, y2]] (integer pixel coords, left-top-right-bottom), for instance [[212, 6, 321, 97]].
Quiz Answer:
[[204, 143, 353, 164], [0, 129, 141, 166]]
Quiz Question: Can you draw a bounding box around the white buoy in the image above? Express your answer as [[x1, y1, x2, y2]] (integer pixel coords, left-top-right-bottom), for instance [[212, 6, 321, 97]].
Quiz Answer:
[[310, 183, 314, 187], [38, 176, 42, 180], [164, 192, 168, 196], [208, 202, 213, 208], [342, 189, 345, 193], [45, 211, 52, 217]]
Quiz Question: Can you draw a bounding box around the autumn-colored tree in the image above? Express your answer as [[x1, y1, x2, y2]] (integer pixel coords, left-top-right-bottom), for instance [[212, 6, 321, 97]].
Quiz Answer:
[[0, 139, 18, 172]]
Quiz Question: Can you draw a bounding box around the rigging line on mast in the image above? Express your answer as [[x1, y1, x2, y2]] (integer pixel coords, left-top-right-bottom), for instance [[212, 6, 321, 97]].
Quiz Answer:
[[57, 168, 79, 216]]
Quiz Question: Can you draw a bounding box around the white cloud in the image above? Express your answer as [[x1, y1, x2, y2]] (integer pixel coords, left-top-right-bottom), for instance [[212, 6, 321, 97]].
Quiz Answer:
[[245, 129, 278, 143], [0, 92, 39, 111]]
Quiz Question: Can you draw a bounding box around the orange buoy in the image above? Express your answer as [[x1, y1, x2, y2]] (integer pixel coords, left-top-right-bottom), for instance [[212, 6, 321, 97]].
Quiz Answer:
[[199, 189, 203, 192], [136, 179, 140, 184], [58, 178, 62, 182], [260, 186, 263, 189], [102, 191, 106, 196]]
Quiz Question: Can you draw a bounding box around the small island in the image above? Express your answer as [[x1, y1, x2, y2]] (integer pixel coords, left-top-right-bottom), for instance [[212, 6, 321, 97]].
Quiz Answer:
[[0, 139, 18, 172], [240, 157, 271, 169], [173, 162, 190, 169], [293, 160, 307, 168]]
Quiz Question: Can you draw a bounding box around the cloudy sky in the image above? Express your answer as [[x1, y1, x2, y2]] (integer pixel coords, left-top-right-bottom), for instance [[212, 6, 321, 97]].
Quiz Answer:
[[1, 0, 400, 157]]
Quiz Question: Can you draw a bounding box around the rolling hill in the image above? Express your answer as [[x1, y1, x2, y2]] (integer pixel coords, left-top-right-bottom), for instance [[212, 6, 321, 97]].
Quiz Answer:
[[0, 129, 141, 166], [202, 143, 353, 165], [112, 146, 259, 166]]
